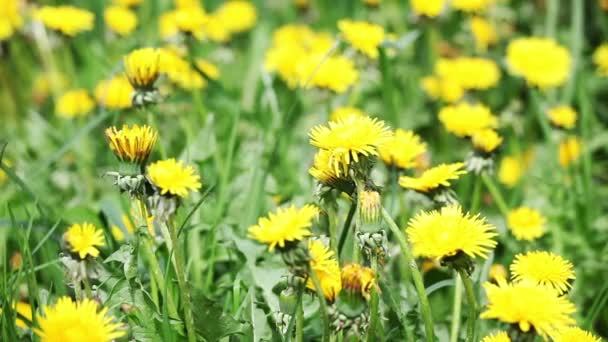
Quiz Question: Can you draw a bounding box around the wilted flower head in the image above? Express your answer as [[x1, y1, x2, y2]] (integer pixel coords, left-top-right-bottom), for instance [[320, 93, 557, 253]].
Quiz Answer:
[[147, 158, 201, 198], [439, 102, 498, 137], [481, 278, 576, 338], [506, 37, 571, 88], [399, 162, 467, 193], [510, 251, 575, 294], [341, 263, 376, 300], [124, 48, 161, 89], [55, 89, 95, 118], [105, 124, 158, 165], [95, 75, 134, 110], [406, 205, 497, 259], [35, 297, 125, 341], [378, 129, 427, 169], [338, 19, 385, 59], [34, 6, 95, 37], [559, 136, 582, 168], [248, 204, 318, 251], [104, 5, 138, 36], [64, 223, 105, 259], [507, 207, 546, 241], [307, 239, 341, 301]]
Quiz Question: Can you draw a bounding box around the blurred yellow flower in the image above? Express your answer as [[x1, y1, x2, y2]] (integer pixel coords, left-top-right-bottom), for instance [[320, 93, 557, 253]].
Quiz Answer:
[[510, 251, 575, 294], [399, 162, 467, 193], [32, 72, 69, 102], [147, 158, 202, 198], [34, 6, 95, 37], [329, 106, 365, 122], [498, 156, 523, 188], [439, 102, 498, 137], [0, 0, 23, 41], [452, 0, 494, 12], [296, 53, 359, 93], [435, 57, 501, 90], [55, 89, 95, 118], [507, 207, 546, 241], [95, 75, 134, 110], [0, 302, 32, 329], [112, 0, 143, 7], [163, 7, 208, 39], [506, 37, 571, 88], [592, 43, 608, 76], [379, 129, 427, 169], [35, 297, 125, 341], [470, 16, 497, 52], [406, 204, 497, 259], [104, 5, 137, 36], [307, 240, 341, 301], [309, 149, 344, 186], [195, 58, 221, 80], [559, 136, 581, 168], [421, 76, 465, 103], [248, 204, 318, 251], [553, 327, 602, 342], [110, 201, 155, 241], [65, 223, 105, 259], [309, 115, 392, 176], [341, 263, 376, 300], [481, 278, 576, 338], [547, 105, 577, 130], [105, 124, 158, 164], [489, 264, 508, 282], [338, 19, 385, 59], [0, 159, 12, 184], [214, 0, 257, 34], [472, 129, 503, 153], [481, 331, 511, 342], [411, 0, 446, 17], [124, 48, 161, 89], [363, 0, 380, 7]]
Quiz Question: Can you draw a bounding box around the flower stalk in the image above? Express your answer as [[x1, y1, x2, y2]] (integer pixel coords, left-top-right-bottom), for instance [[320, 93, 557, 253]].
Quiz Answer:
[[458, 269, 478, 342], [309, 270, 331, 342]]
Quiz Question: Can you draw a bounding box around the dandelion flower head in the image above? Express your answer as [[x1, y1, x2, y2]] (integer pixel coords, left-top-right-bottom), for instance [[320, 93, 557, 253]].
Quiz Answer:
[[248, 204, 318, 251]]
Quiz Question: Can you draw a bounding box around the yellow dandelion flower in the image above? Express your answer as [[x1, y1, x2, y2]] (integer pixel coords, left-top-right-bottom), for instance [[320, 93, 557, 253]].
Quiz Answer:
[[111, 204, 155, 241], [94, 75, 134, 110], [124, 47, 161, 89], [592, 43, 608, 76], [399, 162, 467, 193], [338, 19, 385, 59], [481, 279, 576, 338], [195, 58, 221, 80], [439, 102, 498, 137], [470, 16, 497, 52], [160, 7, 208, 40], [472, 129, 503, 153], [411, 0, 446, 17], [296, 53, 359, 93], [35, 297, 125, 342], [104, 5, 137, 36], [105, 124, 158, 164], [0, 0, 23, 41], [452, 0, 494, 12], [548, 105, 577, 129], [55, 89, 95, 118], [147, 158, 202, 198], [175, 0, 200, 9], [489, 264, 508, 282], [309, 149, 343, 186], [506, 37, 571, 88], [65, 223, 105, 259], [481, 331, 511, 342], [406, 205, 497, 259], [248, 204, 318, 251], [507, 207, 546, 241], [341, 263, 376, 300], [553, 326, 602, 342], [0, 302, 32, 329], [559, 136, 582, 168], [379, 129, 427, 169], [34, 6, 94, 37], [112, 0, 143, 7], [498, 156, 523, 188], [0, 159, 12, 185], [307, 240, 341, 301], [214, 0, 257, 34], [329, 106, 364, 122], [435, 57, 501, 90], [309, 115, 392, 176], [159, 49, 207, 90], [510, 251, 575, 294], [421, 76, 465, 103]]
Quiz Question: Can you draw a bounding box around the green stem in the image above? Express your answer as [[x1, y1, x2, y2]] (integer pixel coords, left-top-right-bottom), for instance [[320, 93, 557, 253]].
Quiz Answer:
[[167, 221, 197, 342], [367, 255, 380, 341], [310, 270, 331, 342], [545, 0, 559, 38], [458, 270, 478, 342], [470, 177, 482, 213], [82, 276, 93, 299], [449, 272, 463, 342], [480, 173, 510, 217], [296, 300, 304, 342], [563, 0, 583, 103], [73, 280, 83, 301], [338, 199, 356, 259], [327, 203, 339, 256], [141, 235, 179, 318], [381, 208, 434, 342], [378, 47, 397, 126]]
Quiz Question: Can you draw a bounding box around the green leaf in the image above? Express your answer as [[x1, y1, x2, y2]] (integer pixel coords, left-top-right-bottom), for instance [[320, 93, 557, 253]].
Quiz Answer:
[[104, 244, 137, 280], [192, 292, 247, 342]]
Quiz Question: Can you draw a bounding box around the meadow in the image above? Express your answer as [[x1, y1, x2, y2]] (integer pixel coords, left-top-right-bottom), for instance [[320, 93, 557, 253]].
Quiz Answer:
[[1, 0, 607, 341]]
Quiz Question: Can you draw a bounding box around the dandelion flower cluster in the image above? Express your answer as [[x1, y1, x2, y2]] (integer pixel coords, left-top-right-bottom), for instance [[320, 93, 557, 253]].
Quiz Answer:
[[307, 240, 341, 301], [64, 223, 105, 259], [438, 102, 498, 137], [34, 6, 95, 37], [35, 297, 125, 342], [559, 136, 582, 168], [548, 105, 577, 129], [55, 89, 95, 118], [104, 5, 138, 36], [124, 48, 161, 89], [510, 251, 575, 294], [94, 76, 134, 110], [506, 37, 571, 88], [248, 204, 318, 251], [338, 19, 385, 59], [105, 124, 158, 165], [399, 162, 467, 193], [406, 204, 497, 259], [507, 207, 546, 241], [378, 129, 427, 169], [147, 158, 202, 198]]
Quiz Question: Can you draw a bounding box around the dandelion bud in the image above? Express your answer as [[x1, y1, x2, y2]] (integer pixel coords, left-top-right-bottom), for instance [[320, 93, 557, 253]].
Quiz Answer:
[[340, 264, 376, 301], [124, 48, 161, 90], [105, 124, 158, 166], [279, 287, 299, 313], [358, 190, 381, 224]]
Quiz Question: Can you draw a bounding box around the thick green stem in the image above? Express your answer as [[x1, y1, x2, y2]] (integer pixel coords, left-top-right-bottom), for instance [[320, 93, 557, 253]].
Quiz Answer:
[[327, 204, 339, 256], [379, 47, 397, 126], [381, 208, 434, 342], [449, 272, 463, 342], [310, 270, 331, 342], [167, 221, 197, 342], [367, 255, 380, 341], [480, 173, 510, 217], [470, 177, 482, 213], [73, 280, 83, 301], [545, 0, 559, 38], [458, 270, 478, 342], [338, 199, 357, 259], [296, 300, 304, 342], [141, 236, 179, 318], [82, 276, 93, 299]]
